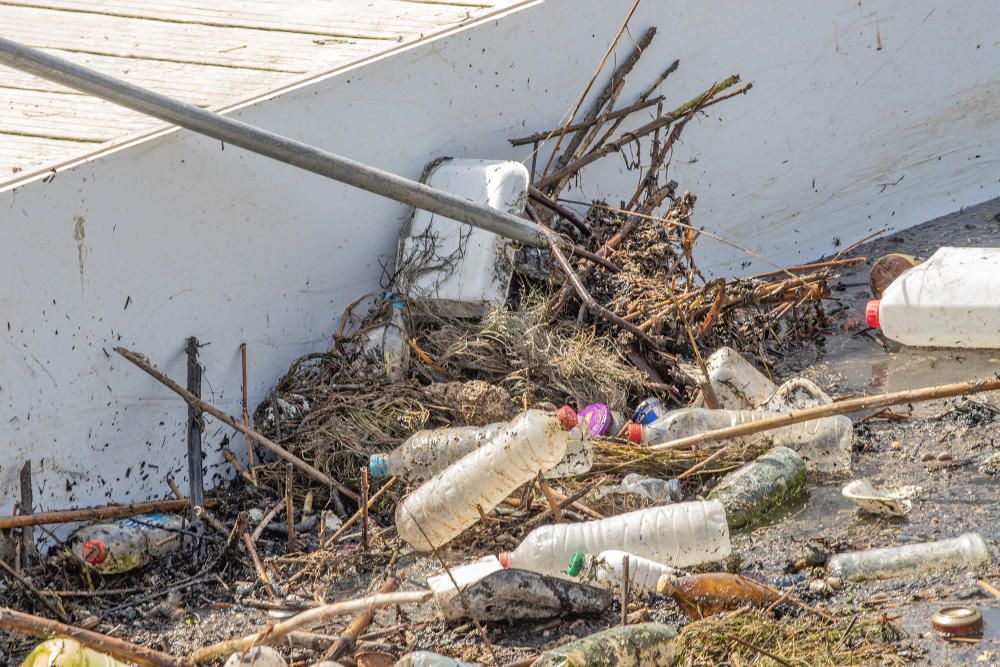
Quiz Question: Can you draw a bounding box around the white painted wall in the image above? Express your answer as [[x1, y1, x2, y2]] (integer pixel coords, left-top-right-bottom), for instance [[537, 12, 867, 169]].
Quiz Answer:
[[1, 0, 998, 511]]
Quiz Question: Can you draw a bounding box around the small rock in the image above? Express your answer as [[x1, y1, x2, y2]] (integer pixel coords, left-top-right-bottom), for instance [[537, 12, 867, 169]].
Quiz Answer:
[[809, 579, 828, 594], [979, 453, 1000, 475], [920, 453, 934, 462], [936, 452, 953, 461], [825, 576, 843, 591], [891, 440, 903, 451], [440, 568, 612, 622]]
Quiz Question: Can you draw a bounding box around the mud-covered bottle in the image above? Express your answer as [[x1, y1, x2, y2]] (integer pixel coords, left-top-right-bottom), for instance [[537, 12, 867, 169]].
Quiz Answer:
[[68, 513, 190, 574]]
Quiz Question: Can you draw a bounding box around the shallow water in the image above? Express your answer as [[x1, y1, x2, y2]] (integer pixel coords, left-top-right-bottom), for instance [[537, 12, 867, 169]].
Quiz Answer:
[[744, 197, 1000, 664]]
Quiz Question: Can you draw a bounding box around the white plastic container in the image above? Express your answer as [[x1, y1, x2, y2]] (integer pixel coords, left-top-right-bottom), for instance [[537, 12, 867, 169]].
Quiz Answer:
[[630, 406, 852, 473], [498, 501, 731, 576], [68, 513, 190, 574], [866, 247, 1000, 348], [396, 409, 573, 551], [427, 555, 504, 620], [566, 550, 677, 593], [827, 533, 991, 581], [398, 159, 528, 318]]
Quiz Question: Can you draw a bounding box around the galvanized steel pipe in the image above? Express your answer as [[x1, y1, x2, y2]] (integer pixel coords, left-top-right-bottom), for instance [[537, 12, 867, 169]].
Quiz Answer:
[[0, 37, 547, 248]]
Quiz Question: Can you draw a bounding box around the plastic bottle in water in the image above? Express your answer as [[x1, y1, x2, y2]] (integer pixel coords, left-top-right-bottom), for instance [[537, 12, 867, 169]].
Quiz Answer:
[[566, 550, 677, 593], [628, 402, 852, 473], [68, 513, 190, 574], [22, 638, 131, 666], [396, 409, 576, 551], [827, 533, 991, 581], [866, 247, 1000, 348], [690, 347, 777, 409], [371, 406, 589, 481], [498, 500, 730, 576]]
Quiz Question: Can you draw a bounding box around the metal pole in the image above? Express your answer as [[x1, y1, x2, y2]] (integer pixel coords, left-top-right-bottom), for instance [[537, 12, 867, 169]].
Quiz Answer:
[[0, 37, 546, 248]]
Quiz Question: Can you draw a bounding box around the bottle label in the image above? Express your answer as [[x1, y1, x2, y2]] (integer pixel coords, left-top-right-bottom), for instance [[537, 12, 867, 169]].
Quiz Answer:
[[119, 513, 172, 529]]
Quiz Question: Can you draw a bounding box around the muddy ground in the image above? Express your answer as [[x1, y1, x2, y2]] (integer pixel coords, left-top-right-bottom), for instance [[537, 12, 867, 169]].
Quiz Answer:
[[4, 199, 1000, 666]]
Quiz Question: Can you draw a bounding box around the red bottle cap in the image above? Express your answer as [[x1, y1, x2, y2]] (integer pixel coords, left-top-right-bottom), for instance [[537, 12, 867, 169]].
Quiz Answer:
[[627, 422, 643, 444], [498, 551, 510, 568], [865, 300, 881, 329], [556, 406, 578, 430], [82, 539, 108, 564]]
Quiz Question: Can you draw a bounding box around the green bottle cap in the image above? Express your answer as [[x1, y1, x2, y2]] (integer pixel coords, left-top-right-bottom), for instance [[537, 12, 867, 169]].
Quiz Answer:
[[566, 551, 587, 577]]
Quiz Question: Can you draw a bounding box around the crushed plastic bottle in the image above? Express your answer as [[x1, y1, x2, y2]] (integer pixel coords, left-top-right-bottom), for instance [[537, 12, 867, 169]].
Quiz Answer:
[[396, 409, 575, 551], [533, 623, 677, 667], [68, 513, 190, 574], [566, 550, 677, 593], [595, 473, 682, 504], [629, 395, 852, 473], [499, 500, 731, 576], [866, 247, 1000, 348], [21, 638, 131, 666], [656, 572, 783, 619], [372, 406, 589, 481], [708, 446, 807, 530], [827, 533, 991, 581]]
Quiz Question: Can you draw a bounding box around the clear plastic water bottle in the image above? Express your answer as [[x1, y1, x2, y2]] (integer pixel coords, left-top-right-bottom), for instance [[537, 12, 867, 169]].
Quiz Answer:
[[628, 402, 852, 473], [369, 422, 505, 481], [498, 500, 730, 576], [396, 409, 576, 551], [566, 549, 677, 593], [372, 406, 589, 481], [691, 347, 777, 409], [866, 247, 1000, 348], [68, 513, 190, 574], [595, 473, 682, 504], [827, 533, 991, 581]]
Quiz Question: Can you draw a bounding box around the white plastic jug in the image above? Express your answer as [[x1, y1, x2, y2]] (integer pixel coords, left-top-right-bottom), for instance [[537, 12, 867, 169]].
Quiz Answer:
[[690, 347, 777, 409], [396, 409, 574, 551], [499, 501, 731, 576], [866, 247, 1000, 348]]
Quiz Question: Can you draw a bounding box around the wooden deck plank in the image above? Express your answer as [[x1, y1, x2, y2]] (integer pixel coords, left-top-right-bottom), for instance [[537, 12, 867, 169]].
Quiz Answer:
[[0, 0, 494, 40], [0, 51, 302, 106], [0, 0, 526, 178]]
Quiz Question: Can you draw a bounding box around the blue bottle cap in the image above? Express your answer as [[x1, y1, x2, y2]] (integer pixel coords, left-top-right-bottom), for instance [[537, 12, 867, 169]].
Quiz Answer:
[[369, 454, 388, 478]]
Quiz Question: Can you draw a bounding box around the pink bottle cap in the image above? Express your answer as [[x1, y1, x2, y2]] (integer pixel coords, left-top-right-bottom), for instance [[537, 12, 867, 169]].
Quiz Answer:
[[578, 403, 611, 436]]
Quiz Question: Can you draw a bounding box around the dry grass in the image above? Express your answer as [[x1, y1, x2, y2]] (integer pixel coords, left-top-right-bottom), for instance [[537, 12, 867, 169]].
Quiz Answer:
[[677, 608, 913, 666]]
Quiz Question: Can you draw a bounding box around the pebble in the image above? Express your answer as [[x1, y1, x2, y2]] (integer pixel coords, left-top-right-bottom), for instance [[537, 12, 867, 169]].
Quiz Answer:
[[891, 440, 903, 451], [979, 453, 1000, 475], [825, 576, 843, 591], [809, 579, 828, 594]]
